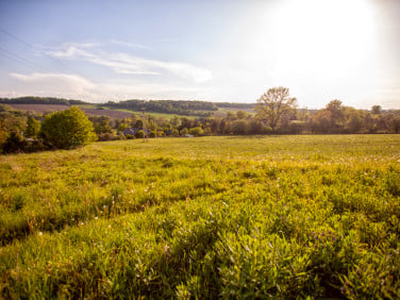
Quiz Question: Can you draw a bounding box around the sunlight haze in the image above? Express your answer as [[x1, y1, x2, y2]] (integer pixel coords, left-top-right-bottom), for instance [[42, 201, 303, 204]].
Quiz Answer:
[[0, 0, 399, 109]]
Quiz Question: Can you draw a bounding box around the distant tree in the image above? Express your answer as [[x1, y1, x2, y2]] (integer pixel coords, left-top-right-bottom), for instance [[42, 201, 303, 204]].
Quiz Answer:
[[226, 111, 235, 121], [372, 105, 382, 115], [117, 118, 131, 132], [171, 129, 179, 136], [345, 108, 363, 133], [170, 116, 181, 128], [134, 119, 143, 128], [312, 110, 332, 133], [25, 117, 41, 138], [325, 100, 345, 132], [255, 87, 297, 132], [231, 120, 249, 134], [180, 128, 189, 136], [236, 110, 248, 119], [135, 130, 144, 139], [3, 131, 25, 153], [0, 119, 8, 149], [248, 119, 266, 134], [41, 106, 97, 149], [93, 116, 111, 137], [189, 127, 204, 136]]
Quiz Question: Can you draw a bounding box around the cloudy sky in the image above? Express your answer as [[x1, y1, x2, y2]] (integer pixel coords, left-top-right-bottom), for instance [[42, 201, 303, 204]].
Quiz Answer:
[[0, 0, 399, 109]]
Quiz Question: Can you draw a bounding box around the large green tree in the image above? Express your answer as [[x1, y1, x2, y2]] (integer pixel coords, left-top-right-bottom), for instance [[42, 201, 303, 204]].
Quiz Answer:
[[41, 106, 97, 149], [255, 87, 297, 131]]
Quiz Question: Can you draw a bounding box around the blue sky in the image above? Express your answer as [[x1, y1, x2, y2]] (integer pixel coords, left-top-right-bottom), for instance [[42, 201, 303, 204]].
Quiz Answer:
[[1, 0, 399, 109]]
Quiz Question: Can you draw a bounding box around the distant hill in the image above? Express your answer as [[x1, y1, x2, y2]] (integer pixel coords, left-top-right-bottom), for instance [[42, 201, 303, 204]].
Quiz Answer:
[[0, 97, 256, 117], [0, 96, 86, 106]]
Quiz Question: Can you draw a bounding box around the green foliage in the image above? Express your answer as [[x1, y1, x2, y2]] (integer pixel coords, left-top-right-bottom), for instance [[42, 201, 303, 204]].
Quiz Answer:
[[93, 116, 112, 135], [0, 119, 7, 148], [255, 87, 297, 131], [2, 131, 25, 153], [0, 135, 400, 298], [105, 99, 218, 117], [0, 96, 86, 105], [40, 106, 97, 149], [25, 117, 41, 138], [180, 128, 189, 135], [189, 127, 204, 136], [136, 130, 145, 139]]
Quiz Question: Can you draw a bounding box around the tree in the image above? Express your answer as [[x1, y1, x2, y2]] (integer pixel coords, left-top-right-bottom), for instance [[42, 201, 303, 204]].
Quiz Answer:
[[231, 119, 249, 134], [325, 100, 345, 132], [255, 87, 297, 131], [25, 117, 41, 138], [0, 119, 8, 151], [41, 106, 97, 149], [236, 110, 248, 119], [133, 119, 143, 128], [189, 127, 204, 136], [372, 105, 382, 115], [94, 116, 112, 135]]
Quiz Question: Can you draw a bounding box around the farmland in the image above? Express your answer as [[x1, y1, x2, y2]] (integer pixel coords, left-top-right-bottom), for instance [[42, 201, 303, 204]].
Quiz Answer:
[[1, 135, 400, 298]]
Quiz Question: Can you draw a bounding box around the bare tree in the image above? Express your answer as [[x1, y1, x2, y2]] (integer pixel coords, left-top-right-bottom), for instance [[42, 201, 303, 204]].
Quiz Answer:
[[255, 87, 297, 131]]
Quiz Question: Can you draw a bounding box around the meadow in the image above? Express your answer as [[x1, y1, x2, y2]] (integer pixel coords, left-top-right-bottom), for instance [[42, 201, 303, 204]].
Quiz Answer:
[[0, 135, 399, 299]]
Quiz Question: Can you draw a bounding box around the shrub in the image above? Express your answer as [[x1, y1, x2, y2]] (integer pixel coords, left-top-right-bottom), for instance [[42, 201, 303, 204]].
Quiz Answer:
[[40, 107, 97, 149], [189, 127, 204, 136]]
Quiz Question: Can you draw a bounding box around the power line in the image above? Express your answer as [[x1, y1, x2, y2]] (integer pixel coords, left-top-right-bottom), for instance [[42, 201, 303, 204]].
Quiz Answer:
[[0, 46, 53, 73], [0, 26, 85, 77], [0, 27, 33, 49]]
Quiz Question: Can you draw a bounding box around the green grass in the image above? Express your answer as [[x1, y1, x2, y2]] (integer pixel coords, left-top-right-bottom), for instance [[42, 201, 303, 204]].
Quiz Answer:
[[1, 135, 400, 298]]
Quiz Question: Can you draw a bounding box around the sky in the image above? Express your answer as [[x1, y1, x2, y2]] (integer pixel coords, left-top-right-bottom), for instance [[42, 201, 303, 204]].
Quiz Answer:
[[0, 0, 399, 109]]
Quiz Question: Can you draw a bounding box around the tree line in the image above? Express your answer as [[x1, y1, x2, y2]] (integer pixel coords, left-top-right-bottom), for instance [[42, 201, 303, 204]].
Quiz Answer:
[[1, 97, 258, 117], [1, 87, 399, 154]]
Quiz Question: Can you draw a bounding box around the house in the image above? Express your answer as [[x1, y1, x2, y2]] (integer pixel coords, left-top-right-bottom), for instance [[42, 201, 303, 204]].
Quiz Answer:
[[121, 128, 150, 137]]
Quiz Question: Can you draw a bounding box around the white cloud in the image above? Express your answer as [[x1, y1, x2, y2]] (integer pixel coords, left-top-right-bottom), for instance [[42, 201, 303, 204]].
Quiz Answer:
[[109, 39, 152, 50], [9, 72, 98, 100], [6, 72, 212, 103], [10, 72, 95, 90], [45, 42, 213, 83]]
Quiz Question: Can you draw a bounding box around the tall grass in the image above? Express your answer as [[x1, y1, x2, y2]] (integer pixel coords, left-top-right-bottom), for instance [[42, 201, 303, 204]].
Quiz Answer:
[[1, 135, 399, 298]]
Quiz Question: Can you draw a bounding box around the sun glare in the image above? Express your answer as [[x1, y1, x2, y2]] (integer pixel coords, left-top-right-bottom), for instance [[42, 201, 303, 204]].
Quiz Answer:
[[270, 0, 375, 80]]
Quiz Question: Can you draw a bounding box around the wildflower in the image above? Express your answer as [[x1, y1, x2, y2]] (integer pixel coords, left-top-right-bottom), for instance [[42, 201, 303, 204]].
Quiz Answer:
[[38, 231, 43, 236]]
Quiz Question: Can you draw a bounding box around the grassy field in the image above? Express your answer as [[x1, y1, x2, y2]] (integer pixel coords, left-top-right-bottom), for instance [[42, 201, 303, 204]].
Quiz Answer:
[[1, 135, 399, 298]]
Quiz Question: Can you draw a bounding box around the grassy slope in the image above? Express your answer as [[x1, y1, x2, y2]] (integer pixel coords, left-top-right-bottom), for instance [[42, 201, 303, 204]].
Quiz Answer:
[[0, 135, 400, 298]]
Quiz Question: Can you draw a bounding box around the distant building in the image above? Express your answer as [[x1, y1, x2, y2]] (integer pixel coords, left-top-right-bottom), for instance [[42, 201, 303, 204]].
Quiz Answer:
[[121, 128, 150, 137]]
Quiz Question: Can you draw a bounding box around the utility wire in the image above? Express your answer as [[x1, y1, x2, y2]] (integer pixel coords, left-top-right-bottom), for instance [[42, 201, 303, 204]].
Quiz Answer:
[[0, 26, 86, 77], [0, 46, 53, 73]]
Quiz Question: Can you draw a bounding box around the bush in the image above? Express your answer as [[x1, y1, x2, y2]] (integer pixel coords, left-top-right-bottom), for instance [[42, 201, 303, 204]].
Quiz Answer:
[[2, 131, 25, 153], [40, 106, 97, 149], [135, 130, 145, 139], [189, 127, 204, 136], [97, 133, 118, 141]]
